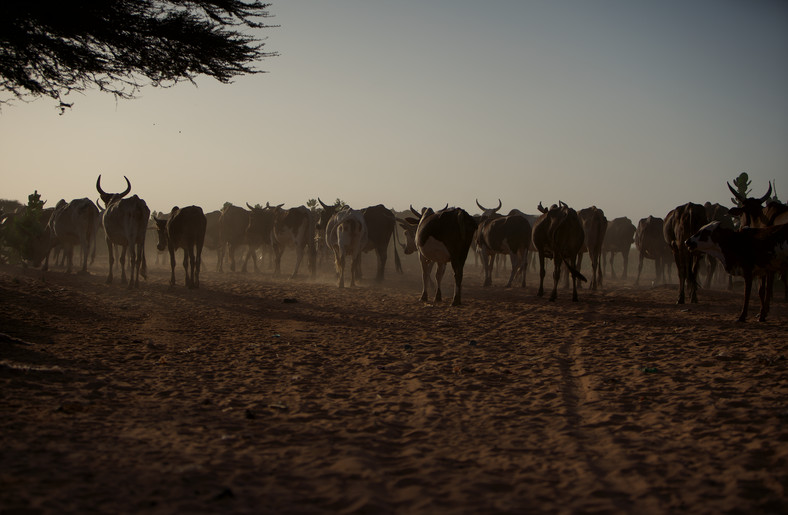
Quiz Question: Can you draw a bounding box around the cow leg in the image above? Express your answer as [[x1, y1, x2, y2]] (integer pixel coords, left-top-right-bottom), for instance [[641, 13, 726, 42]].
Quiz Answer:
[[419, 256, 432, 303], [674, 251, 685, 304], [187, 247, 197, 288], [738, 274, 753, 322], [273, 245, 284, 276], [291, 245, 305, 279], [635, 253, 644, 286], [434, 262, 447, 304], [505, 252, 517, 288], [536, 252, 546, 297], [105, 238, 114, 283], [375, 247, 387, 282], [609, 253, 618, 279], [126, 245, 135, 289], [169, 248, 178, 286], [622, 249, 630, 279], [689, 255, 700, 303], [549, 256, 561, 301], [482, 249, 494, 287], [119, 246, 128, 285], [450, 258, 465, 306], [757, 274, 773, 322], [79, 239, 90, 274]]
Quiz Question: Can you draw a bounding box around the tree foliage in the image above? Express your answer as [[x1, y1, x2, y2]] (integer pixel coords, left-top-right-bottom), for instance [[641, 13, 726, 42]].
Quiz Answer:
[[1, 1, 277, 110], [0, 191, 47, 264], [730, 172, 751, 206]]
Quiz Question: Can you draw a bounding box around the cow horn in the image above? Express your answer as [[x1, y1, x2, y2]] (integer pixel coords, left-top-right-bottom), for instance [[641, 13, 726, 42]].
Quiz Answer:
[[120, 176, 131, 198], [318, 197, 330, 210], [440, 203, 449, 212], [727, 182, 745, 203], [759, 182, 773, 203], [410, 205, 421, 217], [246, 202, 256, 211], [96, 175, 107, 196], [559, 200, 568, 208], [495, 198, 502, 212], [476, 199, 486, 211], [537, 201, 547, 214]]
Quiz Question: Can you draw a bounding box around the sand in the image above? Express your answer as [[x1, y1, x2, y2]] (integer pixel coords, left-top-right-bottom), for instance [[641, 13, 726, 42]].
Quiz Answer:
[[1, 252, 786, 514]]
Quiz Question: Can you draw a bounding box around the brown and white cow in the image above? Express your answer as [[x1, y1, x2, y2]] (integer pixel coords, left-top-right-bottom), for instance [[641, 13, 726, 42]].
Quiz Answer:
[[475, 199, 531, 288], [272, 205, 316, 279], [686, 221, 788, 322], [577, 206, 607, 290], [532, 201, 587, 302], [325, 208, 368, 288], [44, 198, 100, 274], [601, 217, 636, 279], [634, 215, 672, 286], [96, 175, 150, 288], [154, 206, 207, 289], [663, 202, 708, 304], [400, 205, 478, 306]]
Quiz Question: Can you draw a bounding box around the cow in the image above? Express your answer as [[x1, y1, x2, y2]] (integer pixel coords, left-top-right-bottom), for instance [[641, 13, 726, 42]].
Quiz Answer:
[[577, 206, 607, 290], [634, 216, 672, 286], [359, 204, 403, 282], [729, 182, 788, 300], [217, 204, 249, 272], [96, 175, 150, 288], [325, 208, 368, 287], [686, 221, 788, 322], [663, 202, 708, 304], [601, 217, 636, 280], [532, 201, 588, 301], [43, 198, 100, 274], [272, 205, 316, 279], [399, 205, 477, 306], [475, 199, 531, 288], [154, 206, 207, 289], [203, 210, 222, 271], [242, 202, 279, 273], [702, 202, 736, 289]]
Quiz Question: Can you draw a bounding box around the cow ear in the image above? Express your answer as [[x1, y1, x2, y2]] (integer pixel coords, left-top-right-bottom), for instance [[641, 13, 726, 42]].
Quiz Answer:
[[404, 217, 419, 226]]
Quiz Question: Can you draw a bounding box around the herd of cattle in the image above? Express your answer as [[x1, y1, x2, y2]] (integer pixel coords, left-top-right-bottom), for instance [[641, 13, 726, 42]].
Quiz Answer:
[[1, 177, 787, 322]]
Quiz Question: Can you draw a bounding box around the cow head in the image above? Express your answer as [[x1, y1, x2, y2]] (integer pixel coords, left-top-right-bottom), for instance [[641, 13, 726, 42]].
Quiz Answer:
[[685, 221, 725, 254], [728, 181, 772, 228], [96, 175, 131, 206], [154, 216, 169, 251]]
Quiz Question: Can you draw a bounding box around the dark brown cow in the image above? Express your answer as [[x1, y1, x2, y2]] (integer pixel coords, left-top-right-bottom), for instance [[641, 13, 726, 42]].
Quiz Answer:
[[663, 202, 708, 304], [154, 206, 207, 289], [729, 182, 788, 299], [702, 202, 735, 289], [272, 205, 316, 279], [44, 198, 100, 274], [217, 204, 249, 272], [475, 200, 531, 288], [532, 201, 587, 301], [400, 205, 477, 306], [242, 202, 280, 273], [601, 217, 636, 279], [686, 221, 788, 322], [97, 175, 150, 288], [203, 210, 222, 271], [359, 204, 403, 282], [577, 206, 607, 290], [634, 216, 672, 286]]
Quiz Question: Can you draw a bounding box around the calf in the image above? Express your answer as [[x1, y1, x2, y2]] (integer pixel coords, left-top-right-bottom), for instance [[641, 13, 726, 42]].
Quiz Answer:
[[154, 206, 207, 289], [686, 221, 788, 322]]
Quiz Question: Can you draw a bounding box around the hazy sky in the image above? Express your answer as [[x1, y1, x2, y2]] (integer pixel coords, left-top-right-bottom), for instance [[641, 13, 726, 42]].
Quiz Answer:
[[2, 0, 787, 220]]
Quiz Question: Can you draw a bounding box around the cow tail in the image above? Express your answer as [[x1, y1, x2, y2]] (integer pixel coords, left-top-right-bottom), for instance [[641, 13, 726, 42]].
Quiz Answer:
[[392, 226, 403, 274], [563, 258, 588, 282]]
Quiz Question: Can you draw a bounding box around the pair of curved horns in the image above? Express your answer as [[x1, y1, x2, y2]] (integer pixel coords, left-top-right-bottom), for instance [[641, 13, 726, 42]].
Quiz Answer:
[[475, 198, 502, 212], [96, 175, 131, 198], [727, 181, 772, 203]]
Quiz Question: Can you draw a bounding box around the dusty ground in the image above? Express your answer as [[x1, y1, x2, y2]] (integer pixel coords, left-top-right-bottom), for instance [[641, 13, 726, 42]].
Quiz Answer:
[[1, 252, 786, 514]]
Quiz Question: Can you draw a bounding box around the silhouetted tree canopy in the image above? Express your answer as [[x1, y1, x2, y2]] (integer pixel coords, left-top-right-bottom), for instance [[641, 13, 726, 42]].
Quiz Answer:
[[1, 1, 276, 110]]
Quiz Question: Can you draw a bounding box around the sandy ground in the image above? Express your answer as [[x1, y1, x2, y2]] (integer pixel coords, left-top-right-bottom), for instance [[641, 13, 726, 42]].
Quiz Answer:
[[1, 250, 786, 514]]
